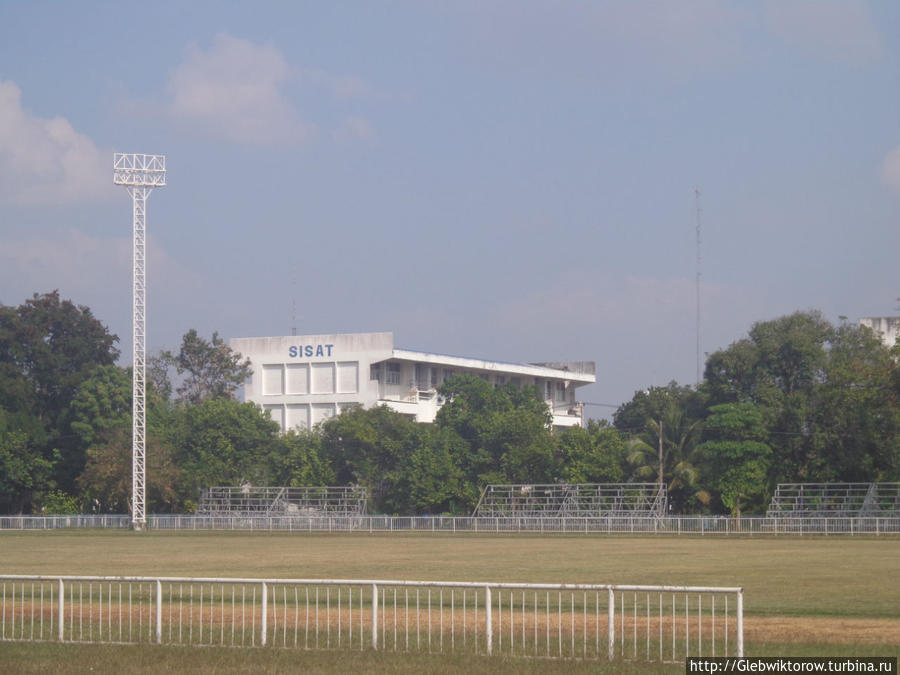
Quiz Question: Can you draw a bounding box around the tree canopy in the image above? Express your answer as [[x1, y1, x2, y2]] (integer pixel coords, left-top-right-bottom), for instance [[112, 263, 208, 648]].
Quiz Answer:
[[1, 296, 898, 516]]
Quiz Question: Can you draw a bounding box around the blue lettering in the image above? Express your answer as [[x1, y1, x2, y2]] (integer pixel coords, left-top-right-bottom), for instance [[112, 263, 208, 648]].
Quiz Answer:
[[289, 343, 336, 358]]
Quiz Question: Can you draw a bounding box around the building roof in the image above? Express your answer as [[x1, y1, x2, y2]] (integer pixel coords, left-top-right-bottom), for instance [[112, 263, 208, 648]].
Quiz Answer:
[[386, 348, 596, 383]]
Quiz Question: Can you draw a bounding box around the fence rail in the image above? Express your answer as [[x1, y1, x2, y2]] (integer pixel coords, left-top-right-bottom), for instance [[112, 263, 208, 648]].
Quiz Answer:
[[0, 575, 742, 662], [2, 514, 899, 535]]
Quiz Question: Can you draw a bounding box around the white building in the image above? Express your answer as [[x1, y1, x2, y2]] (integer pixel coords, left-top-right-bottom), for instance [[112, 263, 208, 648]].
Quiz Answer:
[[859, 316, 900, 348], [230, 332, 595, 431]]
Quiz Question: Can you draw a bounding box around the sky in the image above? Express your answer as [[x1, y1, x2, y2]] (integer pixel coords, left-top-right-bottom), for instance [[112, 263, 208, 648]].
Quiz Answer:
[[1, 1, 899, 418]]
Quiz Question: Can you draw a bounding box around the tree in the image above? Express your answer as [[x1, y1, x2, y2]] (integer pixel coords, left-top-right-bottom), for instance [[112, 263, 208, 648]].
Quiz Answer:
[[77, 427, 180, 513], [68, 365, 132, 447], [615, 384, 708, 511], [0, 291, 119, 501], [435, 374, 554, 495], [0, 291, 119, 422], [696, 403, 772, 517], [702, 311, 900, 486], [63, 365, 132, 487], [400, 426, 467, 514], [614, 382, 705, 435], [269, 429, 335, 488], [556, 421, 628, 484], [169, 398, 281, 501], [319, 405, 421, 511], [0, 418, 53, 514], [160, 329, 252, 404], [811, 321, 900, 481]]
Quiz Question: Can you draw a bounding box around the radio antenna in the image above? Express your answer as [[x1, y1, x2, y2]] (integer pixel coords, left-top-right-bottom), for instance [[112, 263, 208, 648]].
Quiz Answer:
[[695, 187, 702, 386]]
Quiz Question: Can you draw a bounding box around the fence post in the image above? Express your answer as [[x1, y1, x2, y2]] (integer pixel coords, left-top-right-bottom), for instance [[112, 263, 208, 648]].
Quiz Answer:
[[608, 588, 615, 661], [485, 585, 492, 655], [736, 589, 744, 657], [58, 579, 65, 642], [372, 583, 378, 649], [156, 580, 163, 644], [261, 582, 268, 646]]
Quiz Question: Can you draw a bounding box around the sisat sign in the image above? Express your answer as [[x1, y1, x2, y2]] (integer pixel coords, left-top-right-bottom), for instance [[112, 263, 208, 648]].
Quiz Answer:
[[288, 344, 334, 358]]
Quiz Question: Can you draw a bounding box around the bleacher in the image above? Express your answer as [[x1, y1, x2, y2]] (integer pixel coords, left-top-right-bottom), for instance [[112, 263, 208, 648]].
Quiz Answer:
[[197, 486, 368, 517], [766, 483, 900, 518], [472, 483, 667, 518]]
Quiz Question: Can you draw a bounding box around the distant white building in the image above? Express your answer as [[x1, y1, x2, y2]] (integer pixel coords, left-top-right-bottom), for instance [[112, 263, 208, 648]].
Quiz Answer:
[[859, 317, 900, 347], [230, 332, 596, 431]]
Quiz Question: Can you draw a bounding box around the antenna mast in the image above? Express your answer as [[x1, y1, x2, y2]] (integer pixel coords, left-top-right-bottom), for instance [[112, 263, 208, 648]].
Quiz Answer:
[[291, 266, 297, 336], [695, 188, 702, 386], [114, 153, 166, 531]]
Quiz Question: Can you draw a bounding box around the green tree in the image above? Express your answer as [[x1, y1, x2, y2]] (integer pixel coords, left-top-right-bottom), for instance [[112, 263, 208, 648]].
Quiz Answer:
[[556, 421, 628, 484], [160, 329, 252, 404], [702, 311, 900, 486], [319, 405, 420, 511], [0, 418, 53, 513], [269, 429, 335, 488], [0, 291, 119, 422], [77, 427, 180, 513], [400, 426, 467, 514], [811, 321, 900, 481], [0, 291, 119, 500], [615, 384, 707, 511], [435, 374, 554, 495], [38, 490, 81, 515], [169, 398, 281, 501], [63, 364, 133, 489], [696, 403, 772, 517]]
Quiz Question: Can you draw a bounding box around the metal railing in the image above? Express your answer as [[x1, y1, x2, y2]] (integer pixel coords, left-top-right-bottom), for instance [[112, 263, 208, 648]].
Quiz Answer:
[[0, 575, 742, 662], [1, 514, 898, 534]]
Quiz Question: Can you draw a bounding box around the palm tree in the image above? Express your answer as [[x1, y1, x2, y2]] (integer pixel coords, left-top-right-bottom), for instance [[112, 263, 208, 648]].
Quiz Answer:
[[625, 405, 709, 512]]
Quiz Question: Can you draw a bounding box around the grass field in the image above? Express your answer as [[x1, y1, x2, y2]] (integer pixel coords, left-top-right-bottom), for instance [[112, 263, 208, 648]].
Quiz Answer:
[[1, 531, 898, 672]]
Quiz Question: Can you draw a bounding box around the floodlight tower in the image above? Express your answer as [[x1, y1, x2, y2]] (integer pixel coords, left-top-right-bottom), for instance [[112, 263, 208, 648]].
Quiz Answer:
[[114, 153, 166, 531]]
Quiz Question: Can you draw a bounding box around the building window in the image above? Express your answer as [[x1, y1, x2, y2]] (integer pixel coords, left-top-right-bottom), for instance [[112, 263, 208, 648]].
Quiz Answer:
[[386, 362, 401, 385], [555, 381, 566, 402], [510, 377, 521, 388], [495, 375, 505, 388], [370, 364, 381, 381]]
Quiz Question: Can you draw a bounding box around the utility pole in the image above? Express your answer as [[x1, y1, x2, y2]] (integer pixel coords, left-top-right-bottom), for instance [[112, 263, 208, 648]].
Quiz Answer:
[[658, 419, 664, 487]]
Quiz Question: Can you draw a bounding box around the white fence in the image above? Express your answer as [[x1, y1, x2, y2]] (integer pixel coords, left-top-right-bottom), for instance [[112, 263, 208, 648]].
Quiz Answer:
[[2, 514, 899, 535], [0, 575, 742, 662]]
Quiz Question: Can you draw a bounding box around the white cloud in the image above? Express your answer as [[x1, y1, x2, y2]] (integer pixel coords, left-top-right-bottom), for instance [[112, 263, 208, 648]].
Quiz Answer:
[[763, 0, 884, 64], [334, 116, 375, 143], [166, 33, 315, 146], [0, 81, 109, 207], [0, 228, 212, 357], [882, 146, 900, 194], [298, 67, 378, 101], [0, 229, 197, 303]]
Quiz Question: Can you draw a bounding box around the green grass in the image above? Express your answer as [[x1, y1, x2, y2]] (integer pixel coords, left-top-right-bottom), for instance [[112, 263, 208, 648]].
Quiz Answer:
[[0, 642, 685, 674], [1, 532, 898, 672], [2, 531, 898, 618]]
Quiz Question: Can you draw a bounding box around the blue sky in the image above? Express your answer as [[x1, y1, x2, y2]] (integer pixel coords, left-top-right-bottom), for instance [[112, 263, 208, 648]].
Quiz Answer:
[[2, 1, 899, 416]]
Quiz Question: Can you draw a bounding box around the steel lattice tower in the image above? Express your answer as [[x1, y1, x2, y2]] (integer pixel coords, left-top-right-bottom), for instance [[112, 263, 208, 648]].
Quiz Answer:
[[114, 153, 166, 531]]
